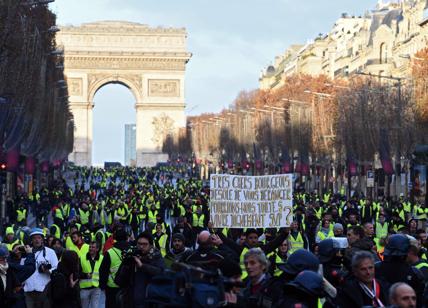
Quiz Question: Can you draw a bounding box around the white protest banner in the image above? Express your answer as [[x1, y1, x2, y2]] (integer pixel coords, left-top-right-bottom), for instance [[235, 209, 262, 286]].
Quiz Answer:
[[209, 174, 293, 228]]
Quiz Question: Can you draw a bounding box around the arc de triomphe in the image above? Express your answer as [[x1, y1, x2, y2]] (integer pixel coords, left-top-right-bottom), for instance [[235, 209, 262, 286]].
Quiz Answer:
[[56, 21, 191, 167]]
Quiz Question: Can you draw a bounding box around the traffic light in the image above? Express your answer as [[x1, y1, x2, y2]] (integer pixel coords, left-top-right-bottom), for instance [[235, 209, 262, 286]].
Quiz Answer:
[[0, 163, 6, 170]]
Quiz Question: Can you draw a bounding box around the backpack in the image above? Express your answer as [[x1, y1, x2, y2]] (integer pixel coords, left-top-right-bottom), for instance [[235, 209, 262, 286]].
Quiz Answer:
[[49, 270, 67, 301]]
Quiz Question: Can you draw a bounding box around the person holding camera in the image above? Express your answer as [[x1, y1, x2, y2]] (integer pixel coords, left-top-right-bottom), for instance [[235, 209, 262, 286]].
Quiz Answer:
[[115, 231, 165, 308], [23, 228, 58, 308], [8, 243, 36, 308]]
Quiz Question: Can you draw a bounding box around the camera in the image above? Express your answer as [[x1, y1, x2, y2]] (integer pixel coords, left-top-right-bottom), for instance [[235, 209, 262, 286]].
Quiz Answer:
[[17, 246, 27, 258], [122, 246, 141, 259], [122, 246, 156, 261], [38, 262, 52, 273]]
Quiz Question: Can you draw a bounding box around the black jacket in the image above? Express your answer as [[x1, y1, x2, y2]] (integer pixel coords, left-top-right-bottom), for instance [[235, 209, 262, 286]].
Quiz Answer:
[[376, 258, 425, 308], [115, 247, 165, 308], [8, 253, 36, 284], [335, 276, 389, 308], [183, 245, 237, 272], [0, 267, 20, 308]]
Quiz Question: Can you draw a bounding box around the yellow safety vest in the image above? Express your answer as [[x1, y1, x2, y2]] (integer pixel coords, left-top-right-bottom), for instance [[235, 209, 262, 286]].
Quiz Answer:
[[415, 262, 428, 270], [317, 230, 334, 241], [192, 213, 205, 228], [55, 208, 64, 220], [5, 239, 21, 251], [148, 210, 158, 224], [267, 252, 284, 277], [375, 222, 388, 239], [107, 247, 123, 288], [80, 254, 103, 288], [314, 208, 323, 220], [50, 224, 61, 239], [156, 234, 168, 257], [177, 204, 186, 217], [288, 232, 304, 253], [240, 247, 249, 280], [116, 207, 128, 220], [79, 209, 90, 225], [69, 243, 90, 259], [17, 209, 27, 222]]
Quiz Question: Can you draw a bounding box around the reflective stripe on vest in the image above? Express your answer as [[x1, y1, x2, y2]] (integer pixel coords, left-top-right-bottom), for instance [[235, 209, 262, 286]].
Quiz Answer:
[[415, 262, 428, 270], [80, 255, 103, 288], [107, 247, 122, 288]]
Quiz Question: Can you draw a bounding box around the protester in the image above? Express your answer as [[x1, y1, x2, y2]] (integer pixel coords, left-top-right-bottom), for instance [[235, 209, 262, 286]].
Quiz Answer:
[[336, 251, 389, 307], [51, 250, 81, 308], [0, 245, 20, 307], [2, 165, 428, 307], [23, 228, 58, 308], [389, 282, 417, 308], [238, 248, 271, 307], [80, 242, 103, 308], [164, 233, 192, 268], [115, 231, 165, 308], [8, 243, 36, 308], [99, 228, 129, 308]]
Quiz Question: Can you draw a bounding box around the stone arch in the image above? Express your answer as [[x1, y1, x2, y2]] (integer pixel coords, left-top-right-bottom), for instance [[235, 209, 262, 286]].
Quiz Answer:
[[88, 75, 143, 105], [56, 21, 191, 167]]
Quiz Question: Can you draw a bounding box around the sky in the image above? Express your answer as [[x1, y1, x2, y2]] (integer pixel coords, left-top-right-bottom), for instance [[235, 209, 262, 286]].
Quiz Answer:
[[49, 0, 377, 165]]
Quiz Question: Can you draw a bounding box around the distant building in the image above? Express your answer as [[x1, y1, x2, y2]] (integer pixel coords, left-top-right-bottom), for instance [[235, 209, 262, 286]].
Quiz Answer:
[[259, 0, 428, 89], [124, 124, 136, 166]]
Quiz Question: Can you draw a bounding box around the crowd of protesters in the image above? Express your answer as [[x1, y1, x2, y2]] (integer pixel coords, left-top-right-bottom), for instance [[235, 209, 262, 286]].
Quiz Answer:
[[0, 164, 426, 307]]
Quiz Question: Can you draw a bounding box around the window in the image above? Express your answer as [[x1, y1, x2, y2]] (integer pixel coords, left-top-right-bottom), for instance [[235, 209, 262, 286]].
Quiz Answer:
[[379, 43, 387, 64]]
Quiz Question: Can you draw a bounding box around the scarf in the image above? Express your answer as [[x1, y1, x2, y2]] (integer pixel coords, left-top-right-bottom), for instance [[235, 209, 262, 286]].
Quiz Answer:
[[359, 279, 384, 307], [0, 262, 8, 291]]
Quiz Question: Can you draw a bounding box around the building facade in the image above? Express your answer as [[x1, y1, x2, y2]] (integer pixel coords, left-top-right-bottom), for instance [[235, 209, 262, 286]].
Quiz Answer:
[[260, 0, 428, 90], [124, 124, 136, 166]]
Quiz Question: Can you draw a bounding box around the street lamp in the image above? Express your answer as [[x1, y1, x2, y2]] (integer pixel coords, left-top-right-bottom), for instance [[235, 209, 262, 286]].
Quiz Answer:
[[304, 90, 332, 98], [50, 49, 64, 56]]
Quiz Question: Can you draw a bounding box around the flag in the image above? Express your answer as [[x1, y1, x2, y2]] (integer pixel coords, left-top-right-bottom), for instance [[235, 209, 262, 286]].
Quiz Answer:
[[6, 147, 19, 171], [253, 143, 263, 170], [347, 154, 358, 176], [280, 146, 292, 173], [379, 129, 394, 175], [300, 150, 310, 176]]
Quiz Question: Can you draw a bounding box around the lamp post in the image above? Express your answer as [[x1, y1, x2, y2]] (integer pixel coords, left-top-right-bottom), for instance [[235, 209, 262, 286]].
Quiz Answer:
[[356, 71, 408, 197]]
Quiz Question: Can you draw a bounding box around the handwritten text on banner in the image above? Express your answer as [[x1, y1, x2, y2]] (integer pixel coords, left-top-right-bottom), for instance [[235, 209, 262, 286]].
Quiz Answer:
[[209, 174, 293, 228]]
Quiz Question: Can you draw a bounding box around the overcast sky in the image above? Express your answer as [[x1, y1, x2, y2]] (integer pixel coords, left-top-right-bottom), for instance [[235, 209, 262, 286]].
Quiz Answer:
[[50, 0, 377, 165]]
